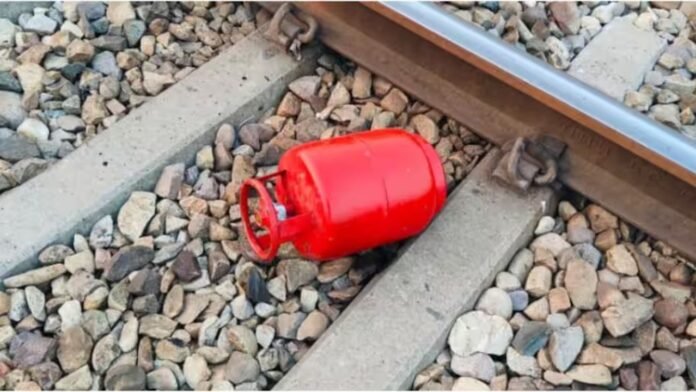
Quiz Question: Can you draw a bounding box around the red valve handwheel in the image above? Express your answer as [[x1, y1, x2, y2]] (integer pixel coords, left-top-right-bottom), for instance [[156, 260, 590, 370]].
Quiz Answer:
[[240, 178, 280, 262]]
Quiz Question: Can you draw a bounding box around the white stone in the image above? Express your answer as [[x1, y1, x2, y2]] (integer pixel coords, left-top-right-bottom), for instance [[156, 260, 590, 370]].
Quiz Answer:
[[662, 376, 688, 391], [448, 311, 513, 357], [17, 118, 49, 141], [106, 2, 135, 26], [300, 287, 319, 312], [548, 326, 584, 372], [59, 300, 82, 330], [183, 354, 210, 389], [118, 317, 138, 352], [117, 192, 156, 242], [507, 248, 533, 283], [534, 216, 555, 235], [601, 293, 654, 337], [256, 325, 275, 349], [525, 266, 552, 297], [506, 347, 541, 377], [450, 353, 495, 382], [495, 271, 521, 291], [64, 251, 95, 274], [24, 285, 46, 321], [231, 295, 254, 320], [90, 215, 113, 249], [0, 19, 19, 48], [475, 287, 513, 319], [452, 377, 490, 391], [529, 233, 571, 257]]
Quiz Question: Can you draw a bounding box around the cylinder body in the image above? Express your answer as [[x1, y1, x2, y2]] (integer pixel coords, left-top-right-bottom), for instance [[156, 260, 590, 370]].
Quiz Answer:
[[275, 129, 446, 260]]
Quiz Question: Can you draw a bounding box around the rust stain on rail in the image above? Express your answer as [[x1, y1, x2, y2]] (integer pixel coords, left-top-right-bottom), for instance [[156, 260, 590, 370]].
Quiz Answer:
[[289, 2, 696, 261]]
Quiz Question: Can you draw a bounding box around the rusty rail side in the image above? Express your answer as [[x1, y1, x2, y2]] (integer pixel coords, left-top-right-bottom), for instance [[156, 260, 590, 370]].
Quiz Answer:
[[291, 2, 696, 261]]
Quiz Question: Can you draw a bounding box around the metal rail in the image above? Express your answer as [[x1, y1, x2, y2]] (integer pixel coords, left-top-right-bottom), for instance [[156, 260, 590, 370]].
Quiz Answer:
[[287, 2, 696, 261], [376, 2, 696, 186]]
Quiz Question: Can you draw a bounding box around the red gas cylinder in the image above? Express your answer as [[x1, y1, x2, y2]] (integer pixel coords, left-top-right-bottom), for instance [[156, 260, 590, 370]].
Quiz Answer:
[[240, 129, 446, 262]]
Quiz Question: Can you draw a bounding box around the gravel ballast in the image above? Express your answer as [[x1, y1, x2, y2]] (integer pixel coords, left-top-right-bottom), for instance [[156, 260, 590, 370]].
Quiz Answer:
[[0, 55, 489, 390], [443, 1, 696, 140], [414, 195, 696, 391], [0, 1, 264, 195]]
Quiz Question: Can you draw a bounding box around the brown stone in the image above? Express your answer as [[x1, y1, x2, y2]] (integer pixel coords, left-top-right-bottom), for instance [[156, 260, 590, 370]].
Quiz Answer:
[[411, 114, 440, 144], [103, 245, 154, 282], [18, 44, 51, 64], [657, 256, 679, 276], [288, 75, 321, 104], [594, 229, 618, 252], [524, 297, 549, 321], [208, 250, 231, 282], [81, 94, 108, 125], [566, 364, 612, 385], [172, 250, 201, 282], [681, 2, 696, 21], [187, 213, 212, 239], [565, 260, 597, 310], [28, 362, 62, 390], [66, 40, 95, 63], [636, 320, 657, 355], [669, 263, 692, 285], [526, 266, 552, 297], [231, 155, 256, 184], [656, 327, 679, 352], [548, 288, 571, 314], [626, 244, 658, 282], [127, 268, 161, 296], [277, 92, 301, 117], [637, 360, 660, 390], [277, 259, 319, 293], [597, 282, 625, 310], [650, 349, 686, 378], [10, 332, 56, 369], [180, 196, 208, 217], [606, 244, 638, 276], [139, 314, 177, 339], [296, 310, 329, 341], [549, 2, 580, 35], [574, 311, 604, 344], [317, 257, 353, 283], [137, 336, 154, 372], [155, 339, 190, 363], [176, 294, 209, 324], [154, 163, 184, 200], [654, 298, 688, 329], [651, 280, 691, 303], [57, 326, 93, 373], [163, 284, 184, 319], [371, 75, 392, 98], [578, 342, 623, 371], [352, 67, 372, 99], [585, 204, 618, 233], [651, 1, 681, 10], [620, 367, 638, 390], [213, 142, 233, 171], [379, 88, 408, 115]]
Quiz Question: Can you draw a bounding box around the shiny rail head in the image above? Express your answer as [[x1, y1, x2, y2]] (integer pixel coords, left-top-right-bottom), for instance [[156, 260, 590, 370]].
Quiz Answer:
[[377, 1, 696, 178]]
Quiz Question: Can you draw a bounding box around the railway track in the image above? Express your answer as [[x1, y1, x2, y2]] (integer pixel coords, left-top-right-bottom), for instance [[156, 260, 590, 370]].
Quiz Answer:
[[288, 1, 696, 263], [263, 2, 696, 390], [0, 6, 488, 389], [0, 1, 695, 391]]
